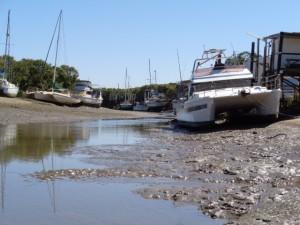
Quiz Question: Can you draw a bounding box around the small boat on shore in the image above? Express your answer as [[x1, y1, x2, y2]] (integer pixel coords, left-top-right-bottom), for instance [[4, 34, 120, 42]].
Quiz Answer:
[[119, 101, 134, 110], [133, 102, 148, 111], [33, 11, 80, 106], [73, 81, 103, 108], [144, 89, 168, 112], [119, 68, 134, 110], [0, 79, 19, 97], [176, 49, 281, 126], [33, 91, 52, 102], [34, 90, 81, 106], [0, 11, 19, 98], [51, 90, 81, 106]]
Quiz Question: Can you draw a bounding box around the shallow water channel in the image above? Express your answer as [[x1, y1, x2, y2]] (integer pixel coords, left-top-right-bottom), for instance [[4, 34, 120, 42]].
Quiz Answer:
[[0, 119, 223, 225]]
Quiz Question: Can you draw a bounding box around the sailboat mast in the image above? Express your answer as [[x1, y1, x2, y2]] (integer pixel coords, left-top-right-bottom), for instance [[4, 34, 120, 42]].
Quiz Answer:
[[52, 10, 62, 92], [4, 10, 11, 80], [148, 59, 152, 85], [124, 67, 127, 101], [176, 49, 182, 82]]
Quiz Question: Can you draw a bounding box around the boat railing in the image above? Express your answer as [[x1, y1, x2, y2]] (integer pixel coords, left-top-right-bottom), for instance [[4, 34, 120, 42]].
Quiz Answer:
[[261, 74, 281, 90]]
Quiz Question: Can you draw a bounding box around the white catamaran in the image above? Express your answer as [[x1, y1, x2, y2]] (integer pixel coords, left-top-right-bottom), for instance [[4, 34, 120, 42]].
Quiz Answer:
[[176, 49, 281, 126], [33, 10, 80, 106], [1, 10, 19, 98]]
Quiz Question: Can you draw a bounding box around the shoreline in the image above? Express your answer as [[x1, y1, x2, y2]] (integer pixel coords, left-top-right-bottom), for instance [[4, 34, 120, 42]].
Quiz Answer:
[[0, 97, 163, 125], [32, 118, 300, 224], [2, 96, 300, 224]]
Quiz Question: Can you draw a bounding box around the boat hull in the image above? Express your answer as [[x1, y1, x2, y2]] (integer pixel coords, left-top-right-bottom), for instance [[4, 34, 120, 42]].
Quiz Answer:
[[34, 91, 81, 106], [2, 86, 19, 97], [176, 87, 281, 126], [133, 104, 148, 111], [119, 104, 133, 110], [1, 79, 19, 97], [145, 100, 168, 112], [80, 96, 102, 108], [172, 99, 185, 115], [34, 91, 54, 102], [52, 93, 81, 106]]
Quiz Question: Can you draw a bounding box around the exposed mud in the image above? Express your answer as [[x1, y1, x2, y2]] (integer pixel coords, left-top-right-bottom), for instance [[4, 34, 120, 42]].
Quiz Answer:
[[31, 119, 300, 225], [0, 97, 158, 125]]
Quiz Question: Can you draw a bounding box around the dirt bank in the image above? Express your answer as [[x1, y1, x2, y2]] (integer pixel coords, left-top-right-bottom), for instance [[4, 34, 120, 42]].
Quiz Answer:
[[0, 97, 159, 125]]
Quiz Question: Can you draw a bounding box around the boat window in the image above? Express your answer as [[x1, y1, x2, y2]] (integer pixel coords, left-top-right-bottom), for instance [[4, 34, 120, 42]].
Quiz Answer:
[[192, 79, 252, 92]]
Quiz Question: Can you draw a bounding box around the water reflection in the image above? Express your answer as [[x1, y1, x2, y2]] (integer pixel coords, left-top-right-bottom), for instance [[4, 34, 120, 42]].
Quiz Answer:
[[0, 119, 162, 165], [0, 119, 164, 211], [0, 119, 223, 225], [0, 158, 6, 211], [42, 139, 57, 213]]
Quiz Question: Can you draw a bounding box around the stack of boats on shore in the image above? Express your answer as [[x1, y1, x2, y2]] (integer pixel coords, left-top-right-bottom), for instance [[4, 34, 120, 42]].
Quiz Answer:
[[31, 80, 103, 107], [119, 64, 170, 112], [119, 88, 169, 112]]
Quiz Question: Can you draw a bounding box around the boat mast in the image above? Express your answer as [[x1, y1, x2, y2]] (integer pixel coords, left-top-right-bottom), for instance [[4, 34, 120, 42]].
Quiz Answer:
[[148, 59, 152, 85], [52, 10, 62, 92], [3, 10, 11, 80], [124, 67, 127, 101], [176, 49, 182, 82], [154, 70, 157, 84]]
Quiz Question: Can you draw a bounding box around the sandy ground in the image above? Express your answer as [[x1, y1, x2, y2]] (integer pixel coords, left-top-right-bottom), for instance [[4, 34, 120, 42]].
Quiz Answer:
[[0, 97, 159, 125]]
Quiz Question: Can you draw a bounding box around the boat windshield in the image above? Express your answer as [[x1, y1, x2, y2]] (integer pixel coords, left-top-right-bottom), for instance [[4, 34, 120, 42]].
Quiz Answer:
[[190, 78, 252, 93]]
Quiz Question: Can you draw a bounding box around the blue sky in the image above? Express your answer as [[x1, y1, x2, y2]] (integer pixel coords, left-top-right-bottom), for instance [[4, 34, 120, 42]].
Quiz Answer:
[[0, 0, 299, 87]]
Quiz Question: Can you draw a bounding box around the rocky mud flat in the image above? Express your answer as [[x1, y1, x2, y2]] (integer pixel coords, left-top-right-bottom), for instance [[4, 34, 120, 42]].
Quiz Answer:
[[31, 119, 300, 225]]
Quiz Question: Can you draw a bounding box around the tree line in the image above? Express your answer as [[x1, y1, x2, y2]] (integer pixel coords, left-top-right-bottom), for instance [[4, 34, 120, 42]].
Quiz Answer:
[[101, 83, 179, 108], [0, 56, 79, 93], [0, 56, 179, 106]]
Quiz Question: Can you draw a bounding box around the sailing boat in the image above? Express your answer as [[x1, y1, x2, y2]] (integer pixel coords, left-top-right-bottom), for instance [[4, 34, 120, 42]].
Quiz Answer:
[[144, 59, 168, 111], [172, 49, 187, 114], [119, 68, 133, 110], [33, 10, 80, 106], [0, 10, 19, 98]]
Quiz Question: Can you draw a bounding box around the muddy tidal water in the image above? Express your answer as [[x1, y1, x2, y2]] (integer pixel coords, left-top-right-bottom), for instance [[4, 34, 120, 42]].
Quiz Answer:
[[0, 119, 223, 225]]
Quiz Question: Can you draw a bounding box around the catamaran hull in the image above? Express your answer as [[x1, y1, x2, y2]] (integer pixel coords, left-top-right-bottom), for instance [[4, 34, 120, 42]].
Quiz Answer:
[[176, 88, 281, 126], [2, 87, 19, 97], [172, 99, 185, 115]]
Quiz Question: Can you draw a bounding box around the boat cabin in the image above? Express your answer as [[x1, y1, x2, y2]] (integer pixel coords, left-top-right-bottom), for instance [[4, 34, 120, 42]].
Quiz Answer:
[[73, 80, 102, 98], [190, 49, 253, 94]]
